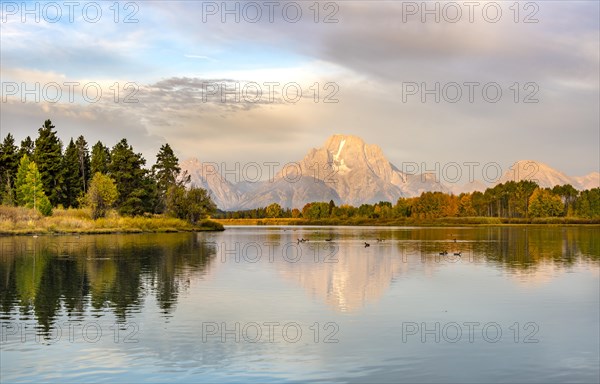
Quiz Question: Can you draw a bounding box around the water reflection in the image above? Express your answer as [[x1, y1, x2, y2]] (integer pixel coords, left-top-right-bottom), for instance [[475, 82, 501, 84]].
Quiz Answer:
[[268, 226, 599, 312], [0, 227, 598, 328], [274, 244, 408, 312], [0, 227, 598, 383], [0, 234, 217, 333]]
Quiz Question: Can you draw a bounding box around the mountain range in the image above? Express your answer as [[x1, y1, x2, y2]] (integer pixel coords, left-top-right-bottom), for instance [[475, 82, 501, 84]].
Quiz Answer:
[[180, 134, 599, 210]]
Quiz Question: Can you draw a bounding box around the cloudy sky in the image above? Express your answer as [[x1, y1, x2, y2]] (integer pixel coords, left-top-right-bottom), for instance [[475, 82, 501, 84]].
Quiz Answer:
[[1, 0, 598, 177]]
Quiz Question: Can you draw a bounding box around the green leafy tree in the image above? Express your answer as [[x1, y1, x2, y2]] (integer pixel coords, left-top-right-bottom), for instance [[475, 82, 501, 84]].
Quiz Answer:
[[166, 185, 216, 223], [575, 188, 600, 218], [33, 120, 64, 206], [91, 141, 111, 175], [15, 157, 52, 216], [266, 203, 282, 218], [302, 202, 330, 219], [165, 185, 187, 220], [552, 184, 579, 216], [62, 139, 83, 208], [470, 191, 487, 216], [186, 187, 217, 223], [412, 192, 447, 219], [393, 198, 411, 217], [514, 180, 538, 218], [75, 136, 91, 192], [84, 173, 119, 219], [15, 155, 31, 206], [528, 188, 564, 217], [458, 194, 476, 217]]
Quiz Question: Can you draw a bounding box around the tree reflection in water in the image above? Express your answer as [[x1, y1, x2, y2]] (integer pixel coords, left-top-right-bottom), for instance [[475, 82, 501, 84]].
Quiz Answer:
[[0, 227, 597, 333], [0, 234, 217, 335]]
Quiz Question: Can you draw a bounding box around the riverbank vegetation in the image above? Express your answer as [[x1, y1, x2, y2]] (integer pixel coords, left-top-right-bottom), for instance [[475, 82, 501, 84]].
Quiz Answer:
[[0, 120, 222, 234], [0, 206, 223, 235], [215, 181, 600, 225]]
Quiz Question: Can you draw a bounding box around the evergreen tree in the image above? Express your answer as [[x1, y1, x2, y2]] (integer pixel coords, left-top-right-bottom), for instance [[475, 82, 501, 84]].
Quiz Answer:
[[108, 138, 148, 216], [15, 156, 52, 216], [328, 199, 336, 215], [142, 172, 159, 213], [62, 139, 83, 208], [152, 143, 189, 212], [33, 120, 64, 206], [18, 136, 35, 159], [90, 141, 110, 175], [153, 143, 186, 191], [0, 134, 19, 203], [75, 136, 91, 192]]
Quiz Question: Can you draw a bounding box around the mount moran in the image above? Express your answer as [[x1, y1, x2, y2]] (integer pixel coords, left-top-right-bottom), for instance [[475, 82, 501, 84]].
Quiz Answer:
[[179, 135, 599, 210]]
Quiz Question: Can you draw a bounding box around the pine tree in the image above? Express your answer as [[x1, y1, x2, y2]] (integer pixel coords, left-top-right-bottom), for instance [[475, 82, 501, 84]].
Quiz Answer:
[[142, 172, 159, 213], [75, 136, 91, 192], [33, 120, 64, 206], [18, 136, 34, 159], [62, 139, 83, 208], [109, 138, 148, 216], [152, 143, 189, 212], [15, 156, 52, 216], [0, 133, 19, 187], [91, 141, 110, 175], [153, 143, 185, 191]]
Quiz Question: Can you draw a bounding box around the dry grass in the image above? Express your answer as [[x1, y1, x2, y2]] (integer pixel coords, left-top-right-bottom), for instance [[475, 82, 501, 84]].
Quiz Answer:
[[0, 206, 223, 235]]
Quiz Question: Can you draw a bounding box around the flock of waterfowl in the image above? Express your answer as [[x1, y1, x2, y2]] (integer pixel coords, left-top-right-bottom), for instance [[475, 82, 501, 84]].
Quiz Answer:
[[438, 250, 462, 256], [297, 236, 461, 253], [32, 231, 461, 255]]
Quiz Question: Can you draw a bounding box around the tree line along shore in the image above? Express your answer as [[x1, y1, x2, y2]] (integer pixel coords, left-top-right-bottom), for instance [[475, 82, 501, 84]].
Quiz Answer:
[[2, 119, 598, 234], [0, 120, 223, 234], [214, 180, 599, 225]]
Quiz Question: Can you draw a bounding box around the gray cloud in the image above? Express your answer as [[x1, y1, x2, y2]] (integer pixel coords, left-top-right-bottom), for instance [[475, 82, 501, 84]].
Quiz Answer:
[[1, 1, 598, 176]]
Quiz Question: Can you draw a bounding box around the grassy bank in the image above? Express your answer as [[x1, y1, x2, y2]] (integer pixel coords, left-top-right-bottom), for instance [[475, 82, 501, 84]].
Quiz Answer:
[[0, 206, 224, 235], [214, 216, 600, 226]]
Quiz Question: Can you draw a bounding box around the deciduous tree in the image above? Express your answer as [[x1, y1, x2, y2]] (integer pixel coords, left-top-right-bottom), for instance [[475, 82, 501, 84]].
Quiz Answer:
[[15, 156, 52, 216], [84, 173, 119, 219]]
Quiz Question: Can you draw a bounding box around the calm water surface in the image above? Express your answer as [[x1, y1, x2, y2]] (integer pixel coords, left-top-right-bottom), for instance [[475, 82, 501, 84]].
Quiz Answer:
[[0, 226, 598, 383]]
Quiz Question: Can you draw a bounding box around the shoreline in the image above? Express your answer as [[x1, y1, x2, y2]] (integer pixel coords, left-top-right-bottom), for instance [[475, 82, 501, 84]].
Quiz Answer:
[[0, 207, 225, 236], [0, 226, 223, 236], [213, 217, 600, 227]]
